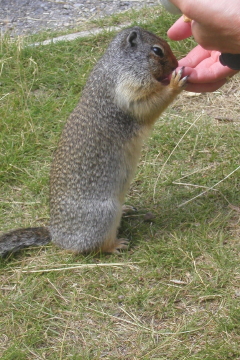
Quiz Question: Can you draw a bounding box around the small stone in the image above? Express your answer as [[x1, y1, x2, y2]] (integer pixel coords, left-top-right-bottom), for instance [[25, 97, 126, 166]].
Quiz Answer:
[[73, 3, 84, 8], [143, 212, 156, 222], [235, 289, 240, 297]]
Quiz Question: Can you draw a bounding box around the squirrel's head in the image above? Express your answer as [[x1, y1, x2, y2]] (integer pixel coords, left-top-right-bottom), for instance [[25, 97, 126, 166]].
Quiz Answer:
[[108, 26, 178, 86], [88, 27, 181, 122]]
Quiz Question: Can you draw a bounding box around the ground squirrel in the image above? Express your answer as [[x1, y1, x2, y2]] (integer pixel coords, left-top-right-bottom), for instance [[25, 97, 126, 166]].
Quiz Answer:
[[0, 26, 187, 257]]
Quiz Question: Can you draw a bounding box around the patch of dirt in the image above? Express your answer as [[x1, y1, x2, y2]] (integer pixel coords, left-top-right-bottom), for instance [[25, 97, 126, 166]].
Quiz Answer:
[[179, 75, 240, 124]]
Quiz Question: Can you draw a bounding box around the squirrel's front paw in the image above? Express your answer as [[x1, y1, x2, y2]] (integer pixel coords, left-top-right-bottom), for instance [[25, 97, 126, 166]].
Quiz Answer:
[[169, 67, 188, 90]]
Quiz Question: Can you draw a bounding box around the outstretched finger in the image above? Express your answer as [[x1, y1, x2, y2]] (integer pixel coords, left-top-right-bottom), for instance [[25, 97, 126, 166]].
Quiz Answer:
[[167, 16, 192, 40], [177, 62, 238, 83], [178, 45, 213, 68]]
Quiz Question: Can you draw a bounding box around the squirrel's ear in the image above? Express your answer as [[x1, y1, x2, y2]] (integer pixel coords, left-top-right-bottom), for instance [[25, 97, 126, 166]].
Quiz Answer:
[[127, 30, 138, 47]]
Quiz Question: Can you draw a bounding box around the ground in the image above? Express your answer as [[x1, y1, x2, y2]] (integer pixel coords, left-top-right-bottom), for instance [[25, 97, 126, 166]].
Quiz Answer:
[[0, 6, 239, 360], [0, 0, 159, 36]]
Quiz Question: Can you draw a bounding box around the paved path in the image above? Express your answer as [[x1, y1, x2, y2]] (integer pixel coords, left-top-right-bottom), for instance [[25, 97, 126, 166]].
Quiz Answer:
[[0, 0, 160, 36]]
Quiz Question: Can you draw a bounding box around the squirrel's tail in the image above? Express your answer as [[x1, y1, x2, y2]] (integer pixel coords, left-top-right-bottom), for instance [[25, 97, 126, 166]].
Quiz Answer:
[[0, 227, 51, 258]]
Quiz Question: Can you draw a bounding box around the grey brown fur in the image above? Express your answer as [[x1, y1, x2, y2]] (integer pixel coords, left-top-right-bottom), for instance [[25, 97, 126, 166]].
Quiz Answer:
[[0, 27, 187, 257]]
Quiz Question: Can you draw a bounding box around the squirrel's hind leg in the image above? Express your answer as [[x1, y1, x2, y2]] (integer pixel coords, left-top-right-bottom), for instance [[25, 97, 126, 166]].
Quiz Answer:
[[51, 199, 130, 254], [98, 204, 130, 254]]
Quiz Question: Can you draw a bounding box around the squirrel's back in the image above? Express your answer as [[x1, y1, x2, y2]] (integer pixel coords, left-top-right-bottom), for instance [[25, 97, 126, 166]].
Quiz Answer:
[[0, 27, 187, 257]]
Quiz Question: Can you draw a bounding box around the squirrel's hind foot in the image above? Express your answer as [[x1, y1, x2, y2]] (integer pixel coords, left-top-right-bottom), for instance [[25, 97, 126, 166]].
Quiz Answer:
[[100, 238, 129, 254], [114, 238, 129, 254], [122, 205, 137, 215]]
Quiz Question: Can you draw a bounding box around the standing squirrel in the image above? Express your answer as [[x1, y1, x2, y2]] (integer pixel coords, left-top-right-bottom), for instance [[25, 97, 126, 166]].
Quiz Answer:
[[0, 27, 187, 257]]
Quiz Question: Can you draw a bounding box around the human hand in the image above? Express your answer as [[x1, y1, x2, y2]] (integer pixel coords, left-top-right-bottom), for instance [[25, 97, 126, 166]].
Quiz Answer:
[[175, 44, 238, 93], [167, 15, 239, 92], [168, 0, 240, 54]]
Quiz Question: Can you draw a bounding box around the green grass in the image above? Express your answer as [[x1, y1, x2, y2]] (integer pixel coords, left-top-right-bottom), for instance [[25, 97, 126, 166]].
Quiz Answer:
[[0, 7, 240, 359]]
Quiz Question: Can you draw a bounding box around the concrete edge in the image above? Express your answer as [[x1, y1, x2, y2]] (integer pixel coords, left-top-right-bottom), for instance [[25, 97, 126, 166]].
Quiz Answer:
[[30, 23, 131, 46]]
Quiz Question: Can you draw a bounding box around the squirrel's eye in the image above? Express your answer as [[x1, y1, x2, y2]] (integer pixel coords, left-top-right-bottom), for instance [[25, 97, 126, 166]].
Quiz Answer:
[[152, 46, 164, 57]]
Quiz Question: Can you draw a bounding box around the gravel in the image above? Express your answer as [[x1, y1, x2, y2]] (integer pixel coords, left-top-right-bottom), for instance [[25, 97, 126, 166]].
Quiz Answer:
[[0, 0, 160, 37]]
